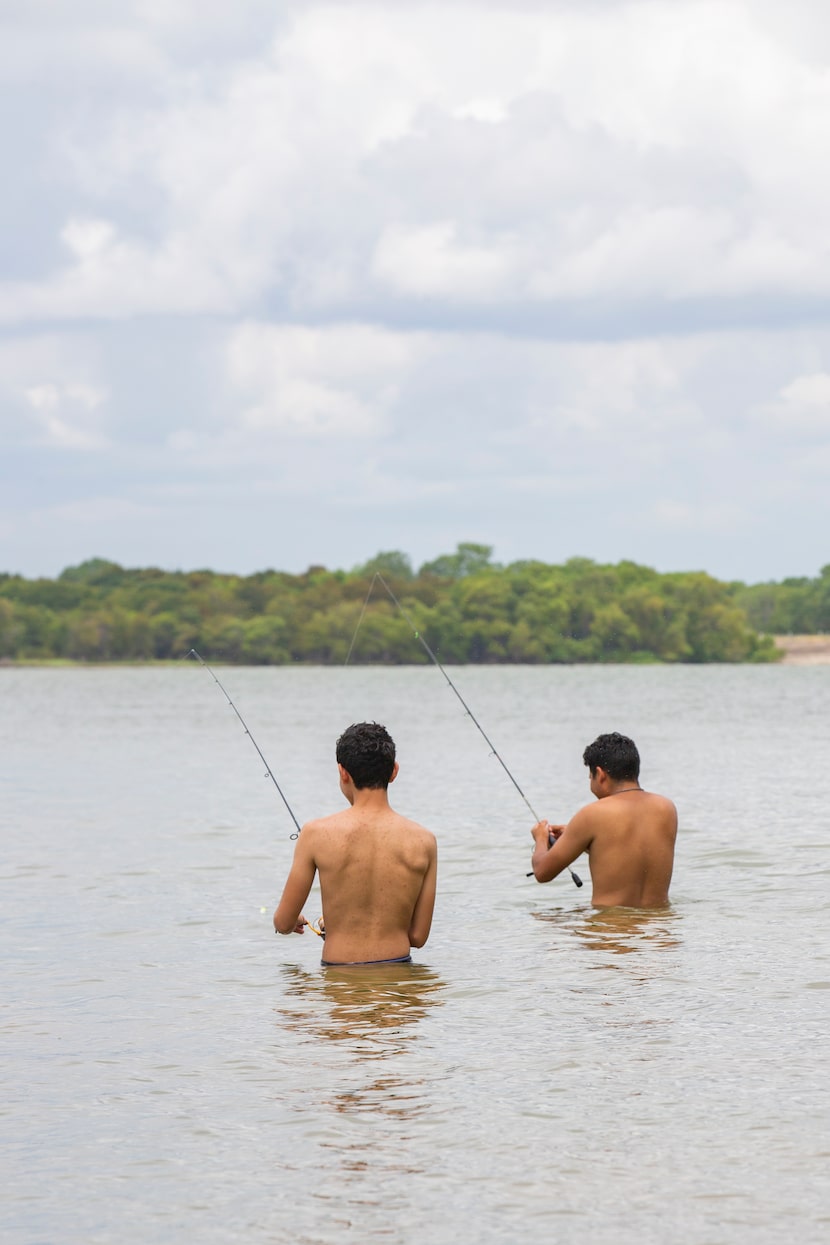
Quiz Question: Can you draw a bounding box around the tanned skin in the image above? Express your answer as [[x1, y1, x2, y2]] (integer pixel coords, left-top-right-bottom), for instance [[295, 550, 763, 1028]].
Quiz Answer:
[[531, 766, 677, 908], [273, 761, 437, 964]]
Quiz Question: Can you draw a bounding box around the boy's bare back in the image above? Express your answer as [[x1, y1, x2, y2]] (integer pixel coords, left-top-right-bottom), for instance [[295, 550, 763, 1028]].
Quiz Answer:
[[554, 790, 676, 907], [302, 806, 436, 963]]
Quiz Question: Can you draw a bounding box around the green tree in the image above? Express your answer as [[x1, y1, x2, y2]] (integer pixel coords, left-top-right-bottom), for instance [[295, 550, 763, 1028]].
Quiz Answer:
[[591, 602, 641, 659], [0, 551, 785, 665], [353, 550, 414, 581], [240, 616, 290, 664], [419, 542, 496, 580], [0, 599, 22, 657], [58, 558, 127, 589]]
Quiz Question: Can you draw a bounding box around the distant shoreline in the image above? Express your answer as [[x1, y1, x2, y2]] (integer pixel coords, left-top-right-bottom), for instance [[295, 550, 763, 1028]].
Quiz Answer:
[[773, 635, 830, 665], [3, 641, 830, 666]]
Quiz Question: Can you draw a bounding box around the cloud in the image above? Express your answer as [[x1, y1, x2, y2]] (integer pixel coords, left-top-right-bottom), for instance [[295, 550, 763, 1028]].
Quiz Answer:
[[0, 332, 111, 451], [4, 2, 830, 330], [0, 218, 237, 324], [2, 1, 830, 583], [760, 371, 830, 434], [23, 382, 109, 450], [224, 321, 426, 441], [371, 222, 519, 300], [182, 321, 737, 526]]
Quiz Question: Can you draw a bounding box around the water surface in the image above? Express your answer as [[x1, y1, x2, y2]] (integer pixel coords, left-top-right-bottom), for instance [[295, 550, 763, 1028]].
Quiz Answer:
[[2, 665, 829, 1243]]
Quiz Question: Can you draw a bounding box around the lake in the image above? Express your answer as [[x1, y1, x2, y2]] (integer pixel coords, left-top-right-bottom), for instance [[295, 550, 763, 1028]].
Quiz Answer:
[[2, 663, 829, 1244]]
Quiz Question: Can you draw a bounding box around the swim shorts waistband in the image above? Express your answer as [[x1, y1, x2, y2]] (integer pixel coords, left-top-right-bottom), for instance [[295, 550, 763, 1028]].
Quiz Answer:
[[321, 954, 413, 967]]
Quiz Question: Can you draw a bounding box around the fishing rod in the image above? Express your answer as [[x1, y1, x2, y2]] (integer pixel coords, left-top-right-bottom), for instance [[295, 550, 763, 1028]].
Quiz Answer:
[[188, 648, 302, 839], [351, 574, 582, 888]]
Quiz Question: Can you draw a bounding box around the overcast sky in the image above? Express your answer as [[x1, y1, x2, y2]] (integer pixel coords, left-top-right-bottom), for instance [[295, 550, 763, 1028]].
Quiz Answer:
[[2, 0, 829, 584]]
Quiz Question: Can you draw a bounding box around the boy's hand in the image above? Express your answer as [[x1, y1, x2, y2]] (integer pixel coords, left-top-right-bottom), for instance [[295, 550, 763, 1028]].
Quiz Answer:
[[531, 819, 551, 845]]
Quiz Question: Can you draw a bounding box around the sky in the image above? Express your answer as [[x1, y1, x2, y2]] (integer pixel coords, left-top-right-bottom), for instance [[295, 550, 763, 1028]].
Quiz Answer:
[[2, 0, 830, 585]]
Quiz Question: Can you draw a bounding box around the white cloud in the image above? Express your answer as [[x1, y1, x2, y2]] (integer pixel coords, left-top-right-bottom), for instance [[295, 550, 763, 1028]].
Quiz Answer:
[[760, 371, 830, 434], [781, 372, 830, 407], [0, 333, 110, 450], [25, 382, 105, 413], [4, 1, 830, 325], [23, 382, 109, 450], [61, 218, 117, 260], [452, 98, 509, 124], [225, 321, 426, 440], [0, 218, 233, 324], [371, 222, 519, 300], [2, 1, 830, 582]]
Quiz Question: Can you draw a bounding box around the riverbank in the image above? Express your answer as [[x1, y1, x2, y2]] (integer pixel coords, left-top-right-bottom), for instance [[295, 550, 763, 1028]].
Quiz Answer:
[[773, 635, 830, 664], [3, 639, 830, 665]]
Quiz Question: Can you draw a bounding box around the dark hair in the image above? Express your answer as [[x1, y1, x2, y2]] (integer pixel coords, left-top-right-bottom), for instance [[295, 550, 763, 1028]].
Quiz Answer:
[[582, 732, 640, 782], [335, 722, 397, 789]]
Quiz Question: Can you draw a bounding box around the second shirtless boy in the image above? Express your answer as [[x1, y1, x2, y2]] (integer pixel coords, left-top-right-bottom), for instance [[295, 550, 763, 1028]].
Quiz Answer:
[[530, 731, 677, 908]]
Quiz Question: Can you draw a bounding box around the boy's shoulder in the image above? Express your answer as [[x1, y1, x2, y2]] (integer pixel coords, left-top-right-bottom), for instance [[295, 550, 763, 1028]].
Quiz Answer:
[[299, 808, 353, 836]]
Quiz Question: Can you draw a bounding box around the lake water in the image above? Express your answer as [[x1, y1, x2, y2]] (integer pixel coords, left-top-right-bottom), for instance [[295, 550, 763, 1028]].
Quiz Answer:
[[2, 664, 829, 1244]]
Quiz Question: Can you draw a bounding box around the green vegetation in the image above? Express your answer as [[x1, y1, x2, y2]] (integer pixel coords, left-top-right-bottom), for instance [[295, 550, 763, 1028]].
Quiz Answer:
[[734, 565, 830, 635], [0, 544, 785, 664]]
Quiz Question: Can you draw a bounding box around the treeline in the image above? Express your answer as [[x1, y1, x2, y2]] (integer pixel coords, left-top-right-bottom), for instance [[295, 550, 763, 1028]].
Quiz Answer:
[[0, 544, 784, 664], [735, 566, 830, 635]]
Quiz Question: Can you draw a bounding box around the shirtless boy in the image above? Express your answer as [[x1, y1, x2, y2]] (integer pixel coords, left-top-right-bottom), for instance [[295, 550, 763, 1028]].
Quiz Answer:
[[273, 722, 438, 965], [530, 732, 677, 908]]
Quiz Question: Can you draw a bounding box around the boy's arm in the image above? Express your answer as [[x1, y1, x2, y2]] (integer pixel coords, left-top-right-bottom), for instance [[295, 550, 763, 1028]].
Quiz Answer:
[[408, 839, 437, 949], [273, 826, 317, 934], [531, 807, 594, 883]]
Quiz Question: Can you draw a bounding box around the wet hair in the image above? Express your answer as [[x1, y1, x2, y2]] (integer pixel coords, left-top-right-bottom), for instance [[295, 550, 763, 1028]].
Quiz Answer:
[[583, 732, 640, 782], [335, 722, 397, 789]]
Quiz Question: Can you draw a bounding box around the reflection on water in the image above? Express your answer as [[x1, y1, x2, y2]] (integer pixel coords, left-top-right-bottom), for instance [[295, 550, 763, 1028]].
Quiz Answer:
[[532, 904, 683, 966], [531, 906, 684, 1046], [278, 962, 446, 1053], [276, 963, 447, 1135], [577, 906, 682, 958]]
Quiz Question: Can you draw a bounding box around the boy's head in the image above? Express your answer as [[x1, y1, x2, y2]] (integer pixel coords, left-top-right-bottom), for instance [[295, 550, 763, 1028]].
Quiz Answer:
[[582, 732, 640, 782], [336, 722, 397, 789]]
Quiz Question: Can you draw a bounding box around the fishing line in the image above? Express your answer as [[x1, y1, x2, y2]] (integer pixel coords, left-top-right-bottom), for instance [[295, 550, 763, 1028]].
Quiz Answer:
[[347, 574, 582, 887], [188, 648, 302, 839], [344, 574, 379, 665]]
